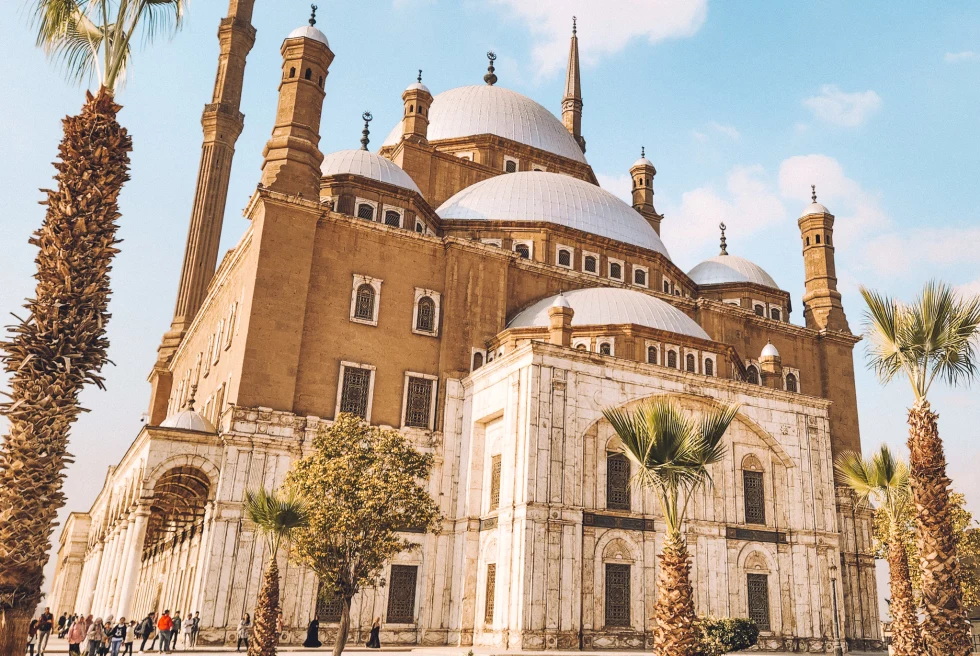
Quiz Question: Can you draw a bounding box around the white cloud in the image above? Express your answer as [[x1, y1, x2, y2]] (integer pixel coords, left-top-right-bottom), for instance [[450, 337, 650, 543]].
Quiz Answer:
[[945, 51, 979, 63], [692, 130, 708, 142], [862, 228, 980, 277], [489, 0, 707, 76], [956, 278, 980, 299], [595, 172, 633, 203], [709, 122, 740, 141], [803, 85, 882, 127]]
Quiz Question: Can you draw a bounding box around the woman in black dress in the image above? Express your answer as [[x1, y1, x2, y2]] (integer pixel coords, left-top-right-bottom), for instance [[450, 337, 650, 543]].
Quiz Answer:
[[303, 618, 321, 648], [366, 617, 381, 649]]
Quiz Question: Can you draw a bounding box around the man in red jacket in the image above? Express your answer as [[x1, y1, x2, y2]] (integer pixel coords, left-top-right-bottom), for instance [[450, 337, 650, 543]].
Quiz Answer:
[[156, 611, 174, 654]]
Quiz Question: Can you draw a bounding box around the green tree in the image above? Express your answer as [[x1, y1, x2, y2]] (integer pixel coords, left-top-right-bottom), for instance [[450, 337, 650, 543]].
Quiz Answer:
[[0, 2, 184, 652], [245, 487, 308, 656], [835, 445, 921, 655], [284, 414, 441, 656], [861, 281, 980, 656], [604, 398, 739, 656]]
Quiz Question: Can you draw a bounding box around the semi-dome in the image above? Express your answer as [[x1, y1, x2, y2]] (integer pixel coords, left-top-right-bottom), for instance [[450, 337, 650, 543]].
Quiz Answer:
[[287, 25, 329, 47], [508, 288, 710, 340], [688, 255, 779, 289], [321, 149, 421, 194], [160, 408, 216, 432], [382, 85, 587, 164], [436, 171, 670, 256]]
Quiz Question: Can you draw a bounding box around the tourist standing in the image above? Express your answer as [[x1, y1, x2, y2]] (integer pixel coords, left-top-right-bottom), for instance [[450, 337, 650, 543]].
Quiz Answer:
[[37, 606, 54, 655], [67, 615, 91, 655], [188, 612, 200, 648], [58, 613, 68, 638], [156, 610, 174, 654], [86, 618, 104, 656], [137, 612, 156, 653], [170, 612, 182, 651], [109, 618, 128, 656], [123, 620, 137, 656], [27, 619, 39, 656], [366, 617, 381, 649], [303, 618, 321, 648], [236, 613, 251, 652]]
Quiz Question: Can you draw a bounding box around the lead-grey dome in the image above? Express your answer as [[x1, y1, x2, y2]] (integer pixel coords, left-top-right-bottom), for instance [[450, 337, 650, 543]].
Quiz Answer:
[[382, 85, 587, 164], [508, 288, 710, 340], [287, 25, 329, 47], [688, 255, 780, 289], [436, 172, 670, 256], [321, 149, 421, 194], [160, 408, 216, 432]]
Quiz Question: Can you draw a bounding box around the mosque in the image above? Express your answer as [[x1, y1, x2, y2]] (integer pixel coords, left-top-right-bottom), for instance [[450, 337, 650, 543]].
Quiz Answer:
[[47, 1, 883, 652]]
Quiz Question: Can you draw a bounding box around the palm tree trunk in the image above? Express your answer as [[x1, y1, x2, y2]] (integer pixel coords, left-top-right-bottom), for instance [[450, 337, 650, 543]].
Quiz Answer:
[[907, 400, 972, 656], [249, 558, 281, 656], [0, 87, 130, 654], [655, 532, 698, 656], [887, 525, 922, 655], [332, 598, 352, 656]]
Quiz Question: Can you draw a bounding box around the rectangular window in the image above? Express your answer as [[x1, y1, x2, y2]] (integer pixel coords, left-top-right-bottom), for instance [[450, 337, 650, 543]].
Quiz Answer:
[[484, 564, 496, 624], [405, 377, 434, 428], [489, 455, 502, 509], [604, 563, 631, 627], [747, 573, 770, 631], [316, 582, 343, 622], [606, 453, 631, 511], [386, 565, 418, 624], [340, 367, 371, 418], [743, 470, 766, 525]]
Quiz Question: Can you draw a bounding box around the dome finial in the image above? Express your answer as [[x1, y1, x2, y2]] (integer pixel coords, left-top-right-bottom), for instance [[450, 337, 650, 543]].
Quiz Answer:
[[640, 146, 645, 158], [309, 4, 317, 26], [417, 69, 423, 83], [484, 51, 498, 86], [360, 111, 373, 150], [572, 16, 577, 35], [811, 184, 817, 203], [719, 222, 728, 255]]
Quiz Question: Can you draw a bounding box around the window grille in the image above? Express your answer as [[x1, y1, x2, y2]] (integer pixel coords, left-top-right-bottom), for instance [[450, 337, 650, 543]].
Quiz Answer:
[[599, 342, 612, 356], [405, 377, 433, 428], [647, 346, 657, 364], [484, 564, 496, 624], [316, 582, 343, 622], [747, 365, 759, 385], [743, 470, 766, 525], [786, 373, 798, 393], [705, 358, 714, 376], [504, 159, 517, 173], [754, 305, 764, 317], [354, 284, 375, 321], [489, 455, 502, 508], [606, 453, 631, 510], [357, 203, 375, 220], [384, 210, 401, 227], [558, 249, 571, 267], [634, 269, 646, 285], [604, 563, 631, 627], [584, 255, 597, 273], [340, 367, 371, 418], [686, 354, 696, 372], [416, 297, 436, 332], [610, 262, 622, 279], [770, 307, 781, 321], [747, 573, 770, 631], [514, 243, 530, 259], [663, 280, 670, 294], [386, 565, 418, 624], [667, 350, 677, 368]]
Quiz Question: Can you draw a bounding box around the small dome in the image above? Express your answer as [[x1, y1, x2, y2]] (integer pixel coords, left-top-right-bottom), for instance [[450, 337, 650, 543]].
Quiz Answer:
[[287, 25, 329, 47], [551, 293, 572, 309], [760, 341, 780, 359], [405, 81, 430, 94], [160, 408, 216, 432], [436, 172, 670, 256], [321, 149, 421, 194], [382, 85, 587, 163], [688, 255, 780, 289], [632, 156, 654, 168], [509, 288, 710, 340], [800, 201, 830, 218]]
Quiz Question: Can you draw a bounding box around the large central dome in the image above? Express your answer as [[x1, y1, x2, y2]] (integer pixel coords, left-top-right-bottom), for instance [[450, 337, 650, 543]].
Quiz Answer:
[[382, 85, 588, 164], [436, 171, 670, 257]]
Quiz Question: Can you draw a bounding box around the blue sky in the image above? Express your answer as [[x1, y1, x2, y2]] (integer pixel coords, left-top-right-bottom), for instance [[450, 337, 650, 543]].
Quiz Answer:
[[1, 1, 978, 614]]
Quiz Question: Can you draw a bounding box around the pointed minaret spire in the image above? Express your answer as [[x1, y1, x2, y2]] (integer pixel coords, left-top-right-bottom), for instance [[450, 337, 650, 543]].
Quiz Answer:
[[360, 111, 373, 150], [562, 16, 585, 153], [719, 222, 728, 255]]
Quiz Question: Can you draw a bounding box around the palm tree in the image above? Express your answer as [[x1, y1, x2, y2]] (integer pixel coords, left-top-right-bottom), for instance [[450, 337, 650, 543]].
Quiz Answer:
[[0, 2, 184, 652], [603, 397, 739, 656], [245, 487, 309, 656], [835, 445, 921, 655], [861, 281, 980, 656]]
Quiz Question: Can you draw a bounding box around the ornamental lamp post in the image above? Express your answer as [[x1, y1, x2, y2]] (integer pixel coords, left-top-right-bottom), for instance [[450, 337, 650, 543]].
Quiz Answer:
[[829, 563, 844, 656]]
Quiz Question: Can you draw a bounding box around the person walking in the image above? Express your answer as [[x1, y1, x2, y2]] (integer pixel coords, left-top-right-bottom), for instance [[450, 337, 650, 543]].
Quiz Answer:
[[109, 618, 128, 656], [100, 619, 113, 656], [86, 618, 104, 656], [188, 613, 200, 649], [123, 620, 137, 656], [58, 613, 68, 638], [302, 618, 321, 648], [67, 615, 91, 656], [137, 612, 156, 653], [181, 615, 192, 650], [366, 617, 381, 649], [37, 606, 55, 655], [170, 612, 182, 651], [235, 613, 251, 652], [156, 611, 174, 654], [27, 619, 39, 656]]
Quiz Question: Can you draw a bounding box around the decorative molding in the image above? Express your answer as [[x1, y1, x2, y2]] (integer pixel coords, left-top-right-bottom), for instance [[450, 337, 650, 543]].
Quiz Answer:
[[583, 512, 655, 532], [725, 526, 787, 544]]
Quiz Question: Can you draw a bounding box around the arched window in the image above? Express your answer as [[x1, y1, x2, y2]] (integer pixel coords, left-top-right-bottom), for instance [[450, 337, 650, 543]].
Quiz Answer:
[[770, 307, 781, 321], [357, 203, 375, 220], [304, 68, 312, 80], [599, 342, 612, 356], [746, 365, 759, 385], [606, 453, 630, 510], [686, 353, 696, 372], [354, 284, 375, 321], [318, 76, 323, 88], [634, 269, 646, 286], [473, 351, 484, 370], [505, 159, 517, 173], [409, 104, 414, 113], [805, 236, 810, 246], [786, 373, 798, 393], [754, 305, 764, 317], [289, 67, 296, 78], [558, 249, 571, 267], [584, 255, 597, 273], [514, 243, 530, 259], [416, 296, 436, 332], [415, 222, 424, 233], [647, 346, 657, 364], [667, 350, 677, 368], [816, 234, 821, 244], [663, 280, 671, 294], [743, 468, 766, 525], [610, 262, 622, 279], [704, 358, 714, 376], [576, 344, 587, 350], [384, 210, 401, 227]]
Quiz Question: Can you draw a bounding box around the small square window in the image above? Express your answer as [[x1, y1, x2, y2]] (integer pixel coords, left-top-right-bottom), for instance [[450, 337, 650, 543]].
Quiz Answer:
[[504, 158, 518, 173], [609, 260, 623, 280], [340, 366, 372, 418], [557, 247, 572, 268], [633, 268, 647, 286], [384, 210, 402, 227], [357, 203, 375, 221], [584, 254, 598, 274], [513, 241, 532, 259]]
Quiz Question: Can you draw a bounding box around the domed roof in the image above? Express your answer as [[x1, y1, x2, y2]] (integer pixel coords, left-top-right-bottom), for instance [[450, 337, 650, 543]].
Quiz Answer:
[[800, 201, 830, 217], [321, 149, 421, 194], [160, 408, 216, 432], [508, 288, 710, 340], [436, 172, 670, 256], [405, 81, 430, 94], [382, 85, 587, 164], [688, 255, 780, 289], [632, 156, 654, 168], [287, 25, 329, 47], [760, 341, 780, 358]]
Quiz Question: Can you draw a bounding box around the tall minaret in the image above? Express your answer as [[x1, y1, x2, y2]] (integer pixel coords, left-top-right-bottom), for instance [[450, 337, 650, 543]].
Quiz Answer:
[[799, 186, 849, 332], [562, 17, 585, 153], [630, 147, 662, 234]]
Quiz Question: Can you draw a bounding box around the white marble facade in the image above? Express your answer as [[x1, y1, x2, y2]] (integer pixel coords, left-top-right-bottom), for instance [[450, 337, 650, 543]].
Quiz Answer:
[[52, 340, 878, 651]]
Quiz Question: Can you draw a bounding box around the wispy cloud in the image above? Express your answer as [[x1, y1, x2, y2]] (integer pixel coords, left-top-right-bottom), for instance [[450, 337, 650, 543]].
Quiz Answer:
[[803, 84, 882, 127], [709, 122, 740, 141], [489, 0, 707, 77], [595, 172, 633, 203], [944, 50, 979, 63]]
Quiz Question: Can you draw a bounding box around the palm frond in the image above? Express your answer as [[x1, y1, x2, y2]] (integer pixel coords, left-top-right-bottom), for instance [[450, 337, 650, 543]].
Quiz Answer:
[[246, 486, 309, 557], [834, 445, 910, 520], [860, 286, 911, 387]]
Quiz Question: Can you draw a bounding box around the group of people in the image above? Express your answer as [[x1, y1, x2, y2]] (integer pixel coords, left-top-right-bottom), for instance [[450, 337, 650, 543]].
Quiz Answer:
[[36, 608, 200, 656]]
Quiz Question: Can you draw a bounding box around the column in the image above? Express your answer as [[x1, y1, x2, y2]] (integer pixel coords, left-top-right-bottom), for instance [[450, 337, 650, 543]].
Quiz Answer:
[[116, 508, 150, 619], [107, 522, 130, 613], [90, 536, 112, 615], [96, 528, 123, 615], [188, 502, 215, 615], [79, 543, 103, 615]]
